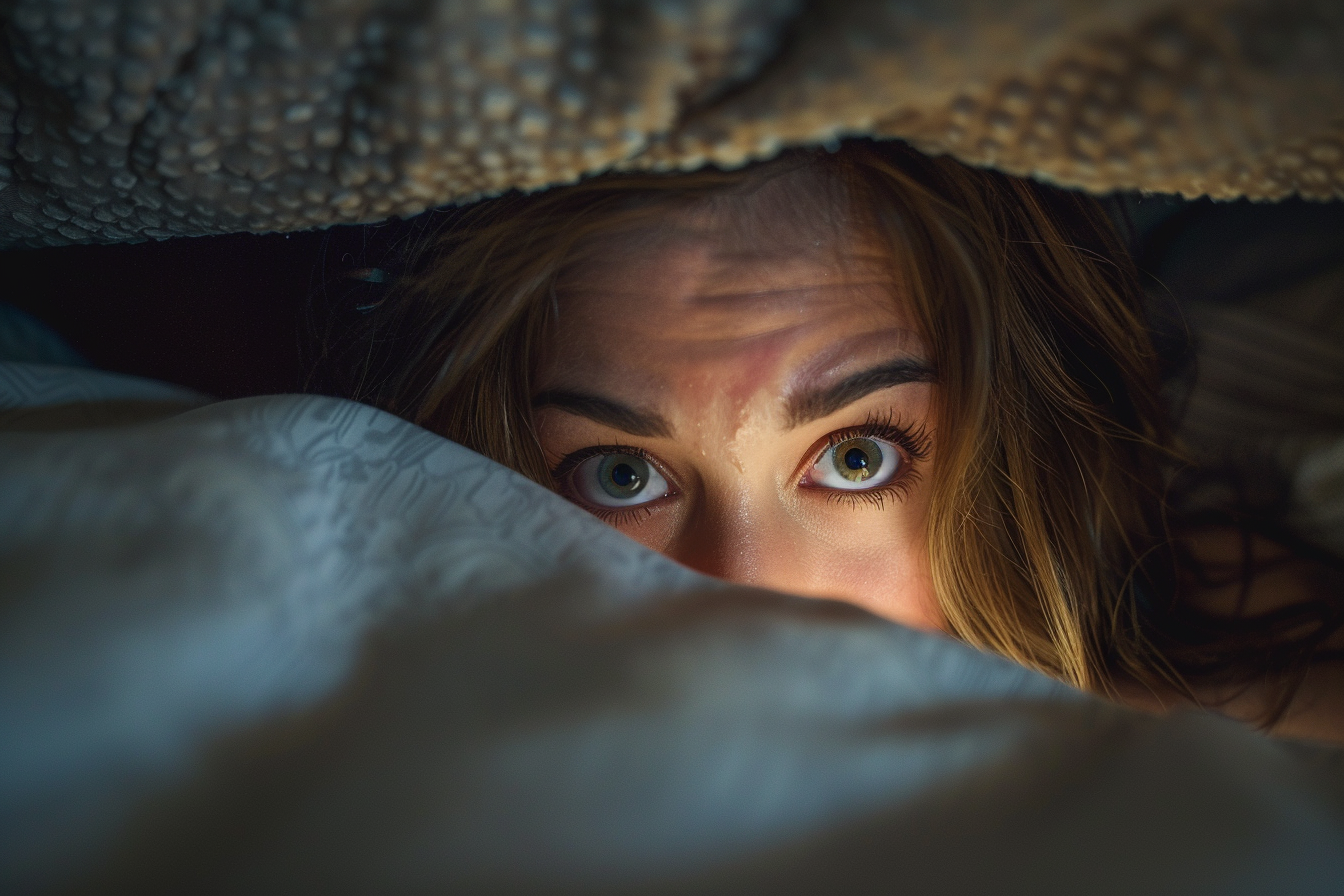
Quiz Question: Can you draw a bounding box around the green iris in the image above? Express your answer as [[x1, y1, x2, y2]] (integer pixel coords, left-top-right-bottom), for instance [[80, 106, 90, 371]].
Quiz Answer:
[[832, 437, 882, 483], [598, 454, 649, 500]]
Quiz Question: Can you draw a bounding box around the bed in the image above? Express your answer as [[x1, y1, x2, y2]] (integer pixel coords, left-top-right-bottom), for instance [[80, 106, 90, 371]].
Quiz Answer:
[[3, 2, 1344, 892]]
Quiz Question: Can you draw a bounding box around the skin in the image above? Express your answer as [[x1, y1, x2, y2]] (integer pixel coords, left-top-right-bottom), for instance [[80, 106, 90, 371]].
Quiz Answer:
[[528, 163, 1344, 744], [531, 169, 944, 631]]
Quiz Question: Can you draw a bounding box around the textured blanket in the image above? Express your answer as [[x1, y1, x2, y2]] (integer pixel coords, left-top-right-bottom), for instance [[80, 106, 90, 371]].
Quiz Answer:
[[2, 0, 1342, 249]]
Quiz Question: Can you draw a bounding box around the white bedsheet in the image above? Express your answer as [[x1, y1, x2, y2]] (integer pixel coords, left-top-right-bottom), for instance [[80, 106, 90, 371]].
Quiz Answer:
[[1, 361, 1342, 894]]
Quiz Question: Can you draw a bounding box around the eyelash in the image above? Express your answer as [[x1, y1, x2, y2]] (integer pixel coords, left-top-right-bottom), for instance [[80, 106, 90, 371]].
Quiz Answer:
[[548, 410, 930, 522], [810, 410, 930, 510], [549, 444, 669, 525], [589, 505, 657, 525]]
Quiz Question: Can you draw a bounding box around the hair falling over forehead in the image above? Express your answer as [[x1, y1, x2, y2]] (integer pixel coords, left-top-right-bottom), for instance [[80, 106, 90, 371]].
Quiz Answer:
[[348, 139, 1338, 727]]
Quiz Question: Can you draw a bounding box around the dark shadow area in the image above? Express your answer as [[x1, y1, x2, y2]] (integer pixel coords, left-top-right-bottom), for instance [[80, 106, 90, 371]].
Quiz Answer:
[[2, 231, 324, 399], [3, 193, 1341, 401], [0, 216, 433, 399], [1126, 195, 1344, 308]]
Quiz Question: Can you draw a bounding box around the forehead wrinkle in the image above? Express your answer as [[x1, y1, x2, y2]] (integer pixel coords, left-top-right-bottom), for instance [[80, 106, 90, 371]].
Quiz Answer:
[[606, 318, 856, 360], [698, 244, 892, 286], [571, 274, 902, 339], [702, 242, 891, 262], [687, 277, 898, 308], [557, 287, 898, 351], [572, 278, 894, 308], [563, 212, 892, 293]]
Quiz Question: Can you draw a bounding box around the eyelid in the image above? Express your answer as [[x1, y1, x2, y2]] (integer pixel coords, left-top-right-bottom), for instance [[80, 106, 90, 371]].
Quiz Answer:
[[821, 414, 931, 459], [551, 443, 664, 481], [549, 444, 680, 520], [793, 411, 930, 486], [794, 412, 929, 508]]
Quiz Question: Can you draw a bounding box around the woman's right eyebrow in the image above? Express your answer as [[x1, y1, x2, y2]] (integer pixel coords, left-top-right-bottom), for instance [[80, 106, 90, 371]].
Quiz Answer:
[[531, 389, 674, 439]]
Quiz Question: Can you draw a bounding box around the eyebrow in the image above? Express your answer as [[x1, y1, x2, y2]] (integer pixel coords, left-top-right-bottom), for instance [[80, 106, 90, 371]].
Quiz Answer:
[[531, 389, 674, 438], [784, 358, 937, 428]]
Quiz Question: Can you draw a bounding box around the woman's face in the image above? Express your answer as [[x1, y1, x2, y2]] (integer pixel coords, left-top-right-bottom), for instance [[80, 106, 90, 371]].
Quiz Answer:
[[533, 175, 942, 631]]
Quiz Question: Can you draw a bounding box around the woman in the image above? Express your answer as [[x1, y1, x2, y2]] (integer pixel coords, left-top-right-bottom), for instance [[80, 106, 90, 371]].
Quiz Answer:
[[342, 140, 1344, 741]]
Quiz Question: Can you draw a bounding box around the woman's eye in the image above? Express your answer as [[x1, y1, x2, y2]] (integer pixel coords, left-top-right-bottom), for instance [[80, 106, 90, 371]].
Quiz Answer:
[[568, 452, 671, 508], [807, 436, 901, 490]]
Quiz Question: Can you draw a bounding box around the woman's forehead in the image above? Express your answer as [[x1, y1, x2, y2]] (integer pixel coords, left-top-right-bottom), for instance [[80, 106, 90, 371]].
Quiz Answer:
[[552, 231, 912, 386], [539, 163, 924, 406], [540, 224, 923, 414], [561, 234, 897, 321], [558, 186, 901, 331], [576, 161, 872, 259]]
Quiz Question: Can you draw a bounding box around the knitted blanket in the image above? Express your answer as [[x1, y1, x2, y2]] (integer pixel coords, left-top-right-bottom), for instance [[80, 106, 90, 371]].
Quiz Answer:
[[2, 0, 1341, 249]]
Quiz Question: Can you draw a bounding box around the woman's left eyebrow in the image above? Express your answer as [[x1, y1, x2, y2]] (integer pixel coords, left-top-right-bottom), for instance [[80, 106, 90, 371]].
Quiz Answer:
[[532, 389, 674, 438], [784, 358, 936, 428]]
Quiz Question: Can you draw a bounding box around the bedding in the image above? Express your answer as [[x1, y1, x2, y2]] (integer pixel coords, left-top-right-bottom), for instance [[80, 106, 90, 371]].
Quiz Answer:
[[2, 0, 1343, 249], [4, 2, 1344, 892], [3, 360, 1343, 894]]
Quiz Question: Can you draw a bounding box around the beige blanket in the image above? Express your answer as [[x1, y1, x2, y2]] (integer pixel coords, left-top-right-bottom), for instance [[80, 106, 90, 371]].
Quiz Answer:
[[1, 0, 1341, 249]]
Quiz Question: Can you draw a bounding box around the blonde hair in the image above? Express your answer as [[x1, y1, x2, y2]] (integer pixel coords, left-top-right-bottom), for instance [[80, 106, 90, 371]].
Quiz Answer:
[[344, 140, 1337, 719]]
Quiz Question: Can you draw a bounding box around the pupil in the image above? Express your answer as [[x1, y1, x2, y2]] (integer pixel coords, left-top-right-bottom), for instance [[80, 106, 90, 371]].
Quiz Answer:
[[597, 454, 649, 500], [844, 447, 869, 471], [831, 437, 883, 484]]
